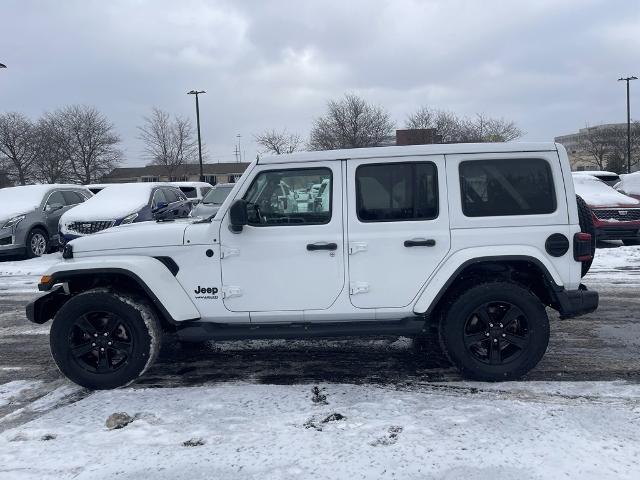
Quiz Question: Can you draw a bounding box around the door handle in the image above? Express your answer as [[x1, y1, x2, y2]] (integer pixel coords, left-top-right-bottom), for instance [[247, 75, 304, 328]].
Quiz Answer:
[[404, 239, 436, 247], [307, 242, 338, 251]]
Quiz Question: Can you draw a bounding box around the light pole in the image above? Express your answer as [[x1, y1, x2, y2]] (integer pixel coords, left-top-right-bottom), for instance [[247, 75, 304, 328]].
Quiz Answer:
[[618, 76, 637, 174], [236, 134, 242, 163], [187, 90, 206, 181]]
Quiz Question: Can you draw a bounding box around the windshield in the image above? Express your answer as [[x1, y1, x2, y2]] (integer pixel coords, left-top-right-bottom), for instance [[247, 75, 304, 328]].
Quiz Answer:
[[202, 185, 233, 204]]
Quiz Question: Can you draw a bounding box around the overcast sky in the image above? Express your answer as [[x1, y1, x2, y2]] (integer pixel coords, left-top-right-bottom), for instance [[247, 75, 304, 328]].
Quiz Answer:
[[1, 0, 639, 166]]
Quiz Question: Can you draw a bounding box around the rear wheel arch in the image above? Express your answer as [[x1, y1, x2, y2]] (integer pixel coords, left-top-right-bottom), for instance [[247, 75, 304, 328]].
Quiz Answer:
[[424, 256, 562, 319]]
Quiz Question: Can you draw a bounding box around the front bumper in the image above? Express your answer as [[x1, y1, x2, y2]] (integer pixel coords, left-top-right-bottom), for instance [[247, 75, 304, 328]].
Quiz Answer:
[[595, 226, 639, 241], [555, 285, 598, 319], [26, 285, 70, 324], [0, 229, 24, 255]]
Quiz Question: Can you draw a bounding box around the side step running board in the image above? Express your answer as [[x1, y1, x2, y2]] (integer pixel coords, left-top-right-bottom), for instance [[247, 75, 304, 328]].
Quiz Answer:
[[176, 317, 427, 342]]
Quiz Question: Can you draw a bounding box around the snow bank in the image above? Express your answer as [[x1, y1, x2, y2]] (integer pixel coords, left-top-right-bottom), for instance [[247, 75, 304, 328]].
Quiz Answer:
[[616, 172, 640, 196], [1, 382, 639, 479], [573, 174, 639, 206], [0, 253, 61, 293], [0, 185, 52, 219], [61, 184, 157, 222]]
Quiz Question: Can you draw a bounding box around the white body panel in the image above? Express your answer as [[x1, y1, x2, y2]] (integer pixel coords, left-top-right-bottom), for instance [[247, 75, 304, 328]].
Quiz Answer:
[[48, 142, 585, 326], [219, 161, 345, 312], [44, 255, 200, 321], [345, 155, 451, 308]]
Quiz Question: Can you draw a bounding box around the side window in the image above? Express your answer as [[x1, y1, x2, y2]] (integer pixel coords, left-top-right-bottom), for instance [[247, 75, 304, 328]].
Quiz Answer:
[[180, 187, 197, 198], [62, 191, 85, 205], [356, 162, 438, 222], [152, 189, 167, 209], [459, 158, 556, 217], [243, 168, 332, 226], [46, 191, 66, 207], [163, 188, 179, 204], [200, 186, 212, 197]]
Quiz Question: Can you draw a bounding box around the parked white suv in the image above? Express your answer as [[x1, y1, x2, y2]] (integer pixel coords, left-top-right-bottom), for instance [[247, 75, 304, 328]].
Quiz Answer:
[[28, 142, 598, 389]]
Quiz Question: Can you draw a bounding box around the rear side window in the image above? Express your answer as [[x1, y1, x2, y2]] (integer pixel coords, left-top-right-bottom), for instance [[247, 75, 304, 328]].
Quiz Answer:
[[164, 188, 178, 203], [459, 158, 556, 217], [179, 187, 197, 198], [356, 162, 438, 222], [62, 191, 85, 205]]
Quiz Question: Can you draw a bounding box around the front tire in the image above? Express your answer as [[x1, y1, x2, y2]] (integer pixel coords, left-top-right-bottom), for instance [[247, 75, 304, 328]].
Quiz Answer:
[[439, 282, 549, 381], [25, 228, 49, 258], [50, 289, 161, 389]]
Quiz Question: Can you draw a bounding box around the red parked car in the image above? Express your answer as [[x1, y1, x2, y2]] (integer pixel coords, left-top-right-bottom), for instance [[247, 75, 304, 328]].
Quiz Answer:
[[573, 173, 640, 246]]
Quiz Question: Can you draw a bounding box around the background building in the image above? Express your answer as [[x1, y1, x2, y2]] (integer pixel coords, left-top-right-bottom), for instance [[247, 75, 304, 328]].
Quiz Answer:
[[555, 123, 638, 172], [101, 162, 250, 184]]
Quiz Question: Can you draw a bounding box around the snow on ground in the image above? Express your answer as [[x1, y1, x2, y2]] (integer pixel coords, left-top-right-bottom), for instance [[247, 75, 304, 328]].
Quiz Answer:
[[587, 244, 640, 285], [1, 381, 639, 480], [1, 242, 640, 479], [0, 253, 61, 293]]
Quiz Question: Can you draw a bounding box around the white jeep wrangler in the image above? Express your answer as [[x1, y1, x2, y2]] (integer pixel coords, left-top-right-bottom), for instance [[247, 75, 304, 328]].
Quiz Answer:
[[27, 142, 598, 389]]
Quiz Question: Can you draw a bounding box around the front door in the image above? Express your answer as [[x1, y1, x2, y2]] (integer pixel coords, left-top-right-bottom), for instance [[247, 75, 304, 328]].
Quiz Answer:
[[219, 162, 344, 313], [346, 156, 450, 309]]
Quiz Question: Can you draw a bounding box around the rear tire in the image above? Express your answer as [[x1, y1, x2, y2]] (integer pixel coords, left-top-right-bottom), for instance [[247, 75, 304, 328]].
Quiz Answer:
[[439, 281, 550, 381], [50, 289, 161, 389], [576, 195, 596, 277], [25, 228, 49, 259]]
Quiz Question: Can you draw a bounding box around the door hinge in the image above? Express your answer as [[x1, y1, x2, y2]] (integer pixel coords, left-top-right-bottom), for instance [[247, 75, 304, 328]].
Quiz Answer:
[[348, 242, 368, 255], [220, 247, 240, 259], [221, 286, 242, 299], [349, 282, 370, 295]]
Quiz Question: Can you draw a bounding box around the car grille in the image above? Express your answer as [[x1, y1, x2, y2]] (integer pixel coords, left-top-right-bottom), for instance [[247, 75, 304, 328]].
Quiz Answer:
[[592, 208, 640, 221], [67, 220, 115, 235]]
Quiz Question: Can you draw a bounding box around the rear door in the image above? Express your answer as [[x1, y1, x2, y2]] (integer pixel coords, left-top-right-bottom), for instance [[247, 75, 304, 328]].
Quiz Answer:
[[346, 156, 450, 309]]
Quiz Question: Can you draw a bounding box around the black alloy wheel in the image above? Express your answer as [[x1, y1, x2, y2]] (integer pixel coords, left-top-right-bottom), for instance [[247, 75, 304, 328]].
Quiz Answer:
[[69, 311, 134, 373], [439, 281, 549, 381], [462, 301, 530, 366]]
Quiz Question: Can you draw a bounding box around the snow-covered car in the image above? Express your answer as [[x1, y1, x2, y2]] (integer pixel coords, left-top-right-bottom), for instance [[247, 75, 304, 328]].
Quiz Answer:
[[0, 184, 91, 258], [190, 183, 234, 219], [29, 142, 598, 390], [575, 170, 620, 187], [170, 182, 213, 205], [60, 183, 191, 242], [573, 173, 640, 245], [614, 172, 640, 202]]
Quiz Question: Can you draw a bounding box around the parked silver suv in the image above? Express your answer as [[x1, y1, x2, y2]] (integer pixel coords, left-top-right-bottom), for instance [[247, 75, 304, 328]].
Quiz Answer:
[[0, 184, 91, 258]]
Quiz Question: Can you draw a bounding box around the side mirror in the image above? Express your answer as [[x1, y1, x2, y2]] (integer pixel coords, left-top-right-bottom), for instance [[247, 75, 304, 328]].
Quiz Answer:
[[228, 199, 248, 233], [46, 203, 63, 213]]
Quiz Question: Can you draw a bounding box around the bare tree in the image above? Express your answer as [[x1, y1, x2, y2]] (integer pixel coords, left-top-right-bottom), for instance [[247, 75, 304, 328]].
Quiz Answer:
[[405, 106, 523, 143], [463, 114, 524, 142], [0, 112, 38, 185], [254, 129, 302, 155], [578, 124, 616, 170], [53, 105, 122, 184], [32, 113, 73, 184], [138, 108, 199, 179], [309, 94, 395, 150]]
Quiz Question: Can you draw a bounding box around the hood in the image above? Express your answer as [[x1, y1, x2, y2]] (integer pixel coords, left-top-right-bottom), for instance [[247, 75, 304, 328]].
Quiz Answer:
[[70, 219, 193, 253]]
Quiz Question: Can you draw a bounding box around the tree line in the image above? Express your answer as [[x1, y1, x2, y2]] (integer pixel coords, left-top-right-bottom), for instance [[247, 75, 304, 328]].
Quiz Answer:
[[576, 123, 640, 172], [0, 106, 122, 185], [0, 94, 525, 186], [255, 93, 524, 155]]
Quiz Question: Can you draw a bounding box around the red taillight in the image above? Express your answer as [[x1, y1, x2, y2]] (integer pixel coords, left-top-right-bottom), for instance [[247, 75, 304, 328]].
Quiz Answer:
[[574, 232, 593, 262]]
